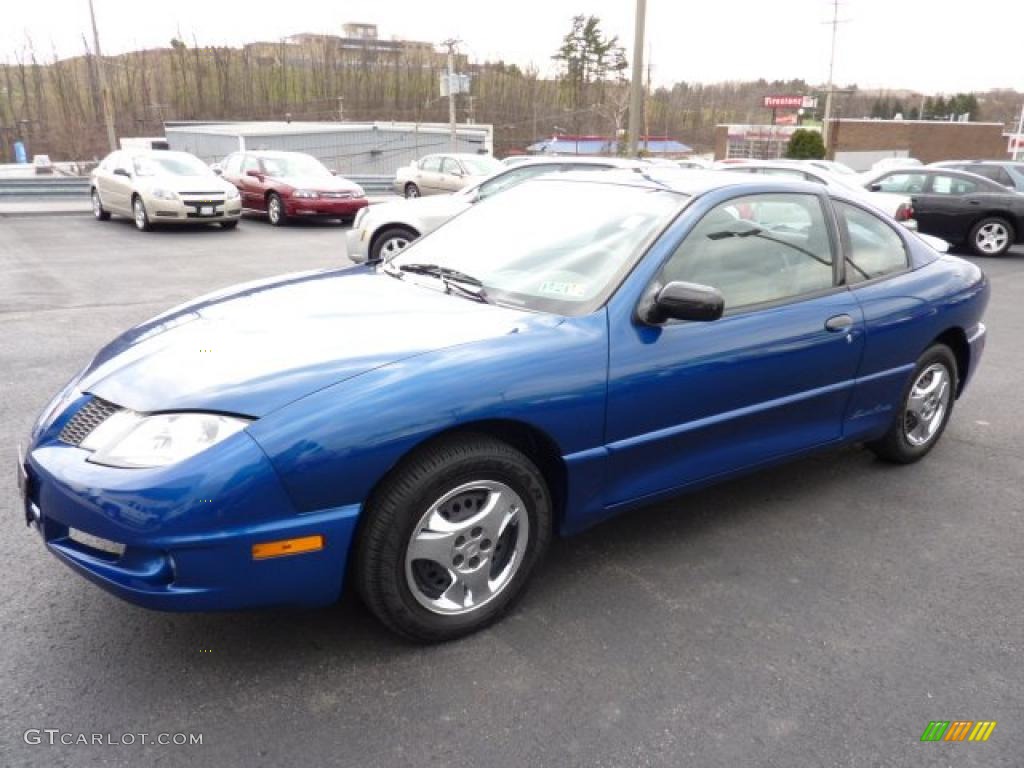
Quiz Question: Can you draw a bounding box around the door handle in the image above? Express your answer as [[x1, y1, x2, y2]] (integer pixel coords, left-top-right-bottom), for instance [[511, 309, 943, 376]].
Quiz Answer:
[[825, 314, 854, 333], [968, 200, 981, 205]]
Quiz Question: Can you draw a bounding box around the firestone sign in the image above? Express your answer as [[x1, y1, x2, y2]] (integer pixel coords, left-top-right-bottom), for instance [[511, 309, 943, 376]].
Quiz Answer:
[[763, 95, 818, 109]]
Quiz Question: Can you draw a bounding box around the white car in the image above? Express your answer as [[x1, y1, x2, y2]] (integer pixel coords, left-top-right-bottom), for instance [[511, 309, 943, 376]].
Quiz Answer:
[[716, 161, 918, 230], [393, 153, 504, 198], [349, 157, 646, 263], [90, 150, 242, 231]]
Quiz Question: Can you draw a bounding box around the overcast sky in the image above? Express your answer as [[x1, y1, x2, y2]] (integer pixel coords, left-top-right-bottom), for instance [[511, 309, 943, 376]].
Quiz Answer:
[[3, 0, 1022, 94]]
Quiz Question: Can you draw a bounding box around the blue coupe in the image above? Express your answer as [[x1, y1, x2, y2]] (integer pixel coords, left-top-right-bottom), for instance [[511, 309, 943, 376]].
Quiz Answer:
[[18, 171, 989, 641]]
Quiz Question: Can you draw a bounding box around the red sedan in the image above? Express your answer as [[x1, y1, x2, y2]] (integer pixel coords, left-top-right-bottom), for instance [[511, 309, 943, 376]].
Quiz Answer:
[[217, 150, 368, 226]]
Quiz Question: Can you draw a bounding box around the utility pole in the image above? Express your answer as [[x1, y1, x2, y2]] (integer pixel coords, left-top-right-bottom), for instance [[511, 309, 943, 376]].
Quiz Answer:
[[644, 49, 652, 154], [442, 38, 460, 152], [821, 0, 840, 152], [627, 0, 647, 156], [337, 96, 344, 122], [1014, 104, 1024, 161], [88, 0, 117, 152]]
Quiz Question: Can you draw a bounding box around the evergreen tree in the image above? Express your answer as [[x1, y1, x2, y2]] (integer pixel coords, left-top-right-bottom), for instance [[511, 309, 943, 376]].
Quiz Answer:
[[785, 128, 826, 159]]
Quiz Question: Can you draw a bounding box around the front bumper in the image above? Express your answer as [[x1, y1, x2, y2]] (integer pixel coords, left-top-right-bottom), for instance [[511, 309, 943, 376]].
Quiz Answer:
[[285, 196, 368, 219], [19, 423, 359, 612], [345, 226, 371, 263], [149, 197, 242, 222]]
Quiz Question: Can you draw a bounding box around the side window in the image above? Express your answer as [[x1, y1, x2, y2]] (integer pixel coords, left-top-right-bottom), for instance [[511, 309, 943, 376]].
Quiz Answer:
[[224, 153, 243, 175], [835, 201, 909, 283], [242, 155, 260, 173], [969, 166, 1012, 187], [875, 173, 927, 194], [659, 193, 835, 312], [931, 175, 977, 195], [478, 165, 554, 199], [420, 156, 442, 172], [441, 157, 462, 175]]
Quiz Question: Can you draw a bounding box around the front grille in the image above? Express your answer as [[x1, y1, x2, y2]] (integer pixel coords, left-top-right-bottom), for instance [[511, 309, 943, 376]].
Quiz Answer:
[[58, 397, 121, 446], [321, 191, 354, 199]]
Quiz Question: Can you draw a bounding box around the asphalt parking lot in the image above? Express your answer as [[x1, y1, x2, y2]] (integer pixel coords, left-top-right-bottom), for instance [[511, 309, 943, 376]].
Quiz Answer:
[[1, 213, 1022, 767]]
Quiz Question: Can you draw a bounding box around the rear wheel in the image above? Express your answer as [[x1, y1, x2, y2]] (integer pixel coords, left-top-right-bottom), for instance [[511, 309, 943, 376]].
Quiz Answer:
[[132, 195, 151, 232], [404, 183, 420, 199], [267, 193, 287, 226], [867, 344, 958, 464], [355, 434, 552, 642], [91, 189, 110, 221], [969, 217, 1013, 257]]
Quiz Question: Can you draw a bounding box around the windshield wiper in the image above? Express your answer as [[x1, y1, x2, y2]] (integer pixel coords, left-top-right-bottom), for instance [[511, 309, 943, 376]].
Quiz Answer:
[[397, 263, 490, 303]]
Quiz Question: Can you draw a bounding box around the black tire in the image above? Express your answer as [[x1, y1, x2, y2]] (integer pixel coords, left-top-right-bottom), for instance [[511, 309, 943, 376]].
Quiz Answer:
[[132, 195, 151, 232], [968, 217, 1014, 257], [867, 344, 958, 464], [369, 226, 418, 262], [219, 219, 239, 230], [404, 183, 420, 199], [355, 433, 552, 643], [91, 188, 110, 221], [267, 193, 287, 226]]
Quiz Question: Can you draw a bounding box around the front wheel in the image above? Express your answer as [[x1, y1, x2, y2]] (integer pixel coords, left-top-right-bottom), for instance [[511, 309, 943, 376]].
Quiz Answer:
[[132, 196, 151, 232], [404, 183, 420, 199], [969, 217, 1013, 257], [355, 434, 552, 642], [267, 193, 287, 226], [91, 189, 110, 221], [370, 226, 417, 262], [867, 344, 958, 464]]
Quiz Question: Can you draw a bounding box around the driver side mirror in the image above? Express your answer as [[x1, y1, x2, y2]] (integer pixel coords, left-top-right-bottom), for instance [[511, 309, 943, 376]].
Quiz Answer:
[[639, 281, 725, 325], [113, 168, 130, 178], [868, 183, 882, 192], [245, 169, 264, 180], [211, 163, 223, 175]]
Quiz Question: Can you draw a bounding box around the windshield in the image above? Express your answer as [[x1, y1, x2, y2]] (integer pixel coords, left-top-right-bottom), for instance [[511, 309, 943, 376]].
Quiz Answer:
[[133, 153, 212, 177], [389, 179, 685, 315], [460, 155, 504, 176], [260, 154, 331, 177]]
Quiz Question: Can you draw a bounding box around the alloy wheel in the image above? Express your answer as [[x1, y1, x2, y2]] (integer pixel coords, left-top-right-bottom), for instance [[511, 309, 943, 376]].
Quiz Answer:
[[91, 191, 102, 218], [380, 236, 410, 260], [404, 480, 529, 616], [269, 198, 281, 224], [904, 363, 952, 447], [976, 222, 1009, 254], [133, 199, 146, 230]]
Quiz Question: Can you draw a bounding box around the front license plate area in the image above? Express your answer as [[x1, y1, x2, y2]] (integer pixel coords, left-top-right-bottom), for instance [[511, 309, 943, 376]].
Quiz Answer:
[[200, 205, 214, 216]]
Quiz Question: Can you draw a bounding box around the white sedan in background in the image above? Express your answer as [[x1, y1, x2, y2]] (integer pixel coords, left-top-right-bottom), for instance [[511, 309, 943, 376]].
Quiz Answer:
[[393, 153, 505, 198], [350, 157, 646, 263]]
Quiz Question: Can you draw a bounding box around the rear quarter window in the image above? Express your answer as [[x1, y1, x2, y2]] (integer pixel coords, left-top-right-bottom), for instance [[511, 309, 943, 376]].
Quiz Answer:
[[836, 201, 909, 283]]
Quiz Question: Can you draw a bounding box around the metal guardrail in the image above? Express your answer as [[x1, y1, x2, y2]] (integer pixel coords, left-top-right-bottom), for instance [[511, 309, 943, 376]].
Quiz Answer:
[[0, 178, 91, 197], [0, 175, 394, 197]]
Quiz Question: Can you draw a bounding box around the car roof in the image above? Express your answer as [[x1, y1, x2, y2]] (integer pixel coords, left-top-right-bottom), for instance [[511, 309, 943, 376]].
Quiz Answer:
[[507, 156, 644, 168], [245, 150, 315, 158], [933, 160, 1024, 167]]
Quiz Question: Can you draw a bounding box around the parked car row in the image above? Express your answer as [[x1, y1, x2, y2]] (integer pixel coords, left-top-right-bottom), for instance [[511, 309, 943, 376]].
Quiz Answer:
[[90, 149, 368, 231]]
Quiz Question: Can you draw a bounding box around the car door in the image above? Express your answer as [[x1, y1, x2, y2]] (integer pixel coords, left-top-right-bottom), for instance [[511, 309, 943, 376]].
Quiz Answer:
[[239, 154, 266, 210], [914, 173, 982, 242], [604, 190, 865, 506], [107, 152, 134, 214], [439, 157, 465, 192], [417, 156, 443, 194]]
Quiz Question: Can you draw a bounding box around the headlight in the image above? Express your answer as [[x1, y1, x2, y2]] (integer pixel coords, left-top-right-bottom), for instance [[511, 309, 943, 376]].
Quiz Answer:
[[225, 186, 240, 200], [83, 411, 251, 468], [150, 188, 178, 201], [352, 186, 366, 199], [293, 189, 319, 199]]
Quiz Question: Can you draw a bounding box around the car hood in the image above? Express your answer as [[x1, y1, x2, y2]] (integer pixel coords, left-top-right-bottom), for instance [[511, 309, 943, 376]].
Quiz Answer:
[[78, 268, 541, 417], [368, 194, 472, 223], [138, 174, 235, 194], [270, 175, 362, 193]]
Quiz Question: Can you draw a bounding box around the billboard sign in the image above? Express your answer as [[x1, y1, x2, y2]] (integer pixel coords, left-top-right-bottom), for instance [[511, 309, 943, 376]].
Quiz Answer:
[[763, 95, 818, 110]]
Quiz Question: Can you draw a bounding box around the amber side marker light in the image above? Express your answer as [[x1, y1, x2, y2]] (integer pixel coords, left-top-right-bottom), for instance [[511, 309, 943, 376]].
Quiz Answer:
[[252, 535, 324, 560]]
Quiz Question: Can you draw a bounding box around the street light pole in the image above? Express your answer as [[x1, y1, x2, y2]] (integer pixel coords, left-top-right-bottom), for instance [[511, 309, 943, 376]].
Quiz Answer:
[[443, 39, 460, 152], [88, 0, 117, 152], [627, 0, 647, 156], [821, 0, 840, 153], [1014, 104, 1024, 162]]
